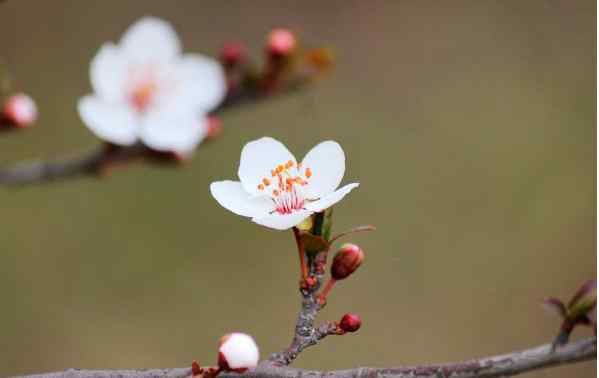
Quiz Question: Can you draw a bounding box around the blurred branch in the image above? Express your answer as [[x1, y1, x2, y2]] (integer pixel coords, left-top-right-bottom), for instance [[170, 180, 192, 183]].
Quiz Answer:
[[9, 337, 596, 378], [0, 144, 145, 185]]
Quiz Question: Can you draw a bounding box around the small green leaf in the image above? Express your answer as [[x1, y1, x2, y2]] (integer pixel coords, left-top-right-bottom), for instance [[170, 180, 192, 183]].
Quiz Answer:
[[321, 208, 334, 241], [300, 231, 329, 254], [568, 298, 597, 322]]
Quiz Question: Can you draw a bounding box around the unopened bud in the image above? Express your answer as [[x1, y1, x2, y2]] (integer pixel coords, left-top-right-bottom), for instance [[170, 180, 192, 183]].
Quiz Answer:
[[267, 28, 296, 56], [217, 332, 259, 373], [206, 115, 222, 140], [191, 360, 202, 376], [220, 43, 246, 67], [2, 93, 37, 127], [339, 313, 362, 333], [331, 243, 364, 280]]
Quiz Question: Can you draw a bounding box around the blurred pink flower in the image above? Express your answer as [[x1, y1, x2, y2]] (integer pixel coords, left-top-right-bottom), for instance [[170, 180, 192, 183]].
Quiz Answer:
[[78, 17, 225, 154]]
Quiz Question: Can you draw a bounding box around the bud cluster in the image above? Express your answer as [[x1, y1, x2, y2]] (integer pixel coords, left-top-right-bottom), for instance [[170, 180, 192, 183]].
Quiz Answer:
[[219, 27, 332, 97], [292, 210, 372, 342]]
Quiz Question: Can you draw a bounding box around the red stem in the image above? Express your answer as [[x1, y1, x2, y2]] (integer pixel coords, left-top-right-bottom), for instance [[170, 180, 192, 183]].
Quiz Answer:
[[292, 227, 308, 282], [318, 278, 337, 304]]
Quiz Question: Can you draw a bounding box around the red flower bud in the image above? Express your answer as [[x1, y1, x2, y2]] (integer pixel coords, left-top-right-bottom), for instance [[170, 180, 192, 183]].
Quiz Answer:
[[220, 42, 246, 67], [267, 28, 296, 56], [2, 93, 37, 128], [339, 313, 362, 333], [331, 243, 364, 280], [206, 115, 222, 140]]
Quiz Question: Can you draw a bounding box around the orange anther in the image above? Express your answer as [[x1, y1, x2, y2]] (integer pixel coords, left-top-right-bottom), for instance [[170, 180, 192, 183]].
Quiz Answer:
[[271, 169, 277, 177], [277, 165, 284, 173], [263, 178, 271, 186], [258, 184, 265, 190], [305, 167, 312, 178], [285, 160, 294, 168]]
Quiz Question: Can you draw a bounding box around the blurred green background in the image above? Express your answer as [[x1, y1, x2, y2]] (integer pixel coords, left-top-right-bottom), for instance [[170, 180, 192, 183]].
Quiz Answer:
[[0, 1, 596, 377]]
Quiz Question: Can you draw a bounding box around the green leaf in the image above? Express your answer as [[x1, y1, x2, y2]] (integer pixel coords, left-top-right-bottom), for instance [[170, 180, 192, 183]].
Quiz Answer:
[[321, 208, 334, 241], [300, 231, 329, 254]]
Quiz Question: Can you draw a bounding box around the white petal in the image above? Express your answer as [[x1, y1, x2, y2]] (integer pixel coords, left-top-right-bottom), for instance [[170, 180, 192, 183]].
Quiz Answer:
[[301, 141, 345, 199], [176, 54, 226, 112], [252, 209, 313, 230], [78, 96, 138, 145], [219, 333, 260, 370], [305, 183, 359, 212], [210, 181, 273, 218], [120, 17, 181, 62], [90, 43, 128, 102], [238, 137, 297, 196], [140, 110, 207, 154]]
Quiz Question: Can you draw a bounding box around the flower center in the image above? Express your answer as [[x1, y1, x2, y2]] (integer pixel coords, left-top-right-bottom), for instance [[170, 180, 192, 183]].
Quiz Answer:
[[257, 160, 313, 215], [127, 66, 159, 113], [131, 81, 157, 112]]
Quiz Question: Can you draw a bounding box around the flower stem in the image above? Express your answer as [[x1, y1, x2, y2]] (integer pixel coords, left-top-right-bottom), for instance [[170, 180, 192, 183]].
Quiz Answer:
[[293, 227, 308, 283], [317, 278, 337, 305]]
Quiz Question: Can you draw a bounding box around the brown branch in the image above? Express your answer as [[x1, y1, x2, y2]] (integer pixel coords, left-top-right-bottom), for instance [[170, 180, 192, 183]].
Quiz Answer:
[[8, 337, 596, 378]]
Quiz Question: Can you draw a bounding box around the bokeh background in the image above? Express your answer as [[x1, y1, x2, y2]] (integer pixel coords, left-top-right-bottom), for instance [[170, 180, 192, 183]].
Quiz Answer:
[[0, 1, 596, 377]]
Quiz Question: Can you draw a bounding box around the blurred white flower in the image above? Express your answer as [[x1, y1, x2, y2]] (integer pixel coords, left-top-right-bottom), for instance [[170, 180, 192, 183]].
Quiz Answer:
[[3, 93, 37, 127], [210, 137, 359, 230], [218, 332, 259, 371], [78, 17, 225, 154]]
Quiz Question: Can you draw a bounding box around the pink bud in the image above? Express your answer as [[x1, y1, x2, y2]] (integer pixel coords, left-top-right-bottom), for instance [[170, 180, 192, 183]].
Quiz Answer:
[[331, 243, 364, 280], [220, 42, 246, 66], [267, 28, 296, 56], [2, 93, 37, 128], [217, 332, 259, 372], [206, 115, 222, 140], [339, 313, 362, 333]]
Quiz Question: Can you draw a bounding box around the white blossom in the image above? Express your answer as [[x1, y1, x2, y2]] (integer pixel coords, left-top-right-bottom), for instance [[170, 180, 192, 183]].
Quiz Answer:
[[211, 137, 359, 230], [78, 17, 225, 154]]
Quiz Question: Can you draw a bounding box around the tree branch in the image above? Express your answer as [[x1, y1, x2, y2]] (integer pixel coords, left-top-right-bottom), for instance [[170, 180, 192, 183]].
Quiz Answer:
[[8, 337, 595, 378]]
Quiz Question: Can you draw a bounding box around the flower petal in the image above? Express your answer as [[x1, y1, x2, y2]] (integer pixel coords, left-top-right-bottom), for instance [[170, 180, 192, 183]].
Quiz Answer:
[[78, 96, 138, 145], [90, 43, 128, 102], [238, 137, 297, 196], [305, 183, 359, 212], [210, 181, 274, 218], [120, 17, 181, 62], [175, 54, 226, 112], [301, 141, 345, 199], [252, 209, 313, 230], [140, 110, 207, 154]]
